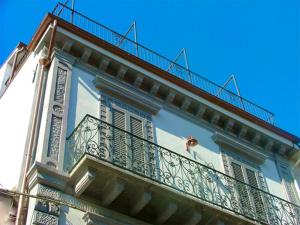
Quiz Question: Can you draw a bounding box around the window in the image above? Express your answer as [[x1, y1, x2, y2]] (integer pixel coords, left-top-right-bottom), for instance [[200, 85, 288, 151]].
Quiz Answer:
[[276, 159, 300, 223], [230, 160, 267, 221], [100, 94, 154, 175], [276, 160, 300, 205], [111, 107, 146, 174], [221, 150, 268, 222]]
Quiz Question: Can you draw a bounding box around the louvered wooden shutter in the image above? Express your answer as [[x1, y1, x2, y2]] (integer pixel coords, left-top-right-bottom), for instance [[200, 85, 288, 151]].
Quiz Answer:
[[231, 162, 252, 213], [232, 162, 245, 182], [277, 161, 300, 204], [130, 116, 145, 174], [246, 169, 259, 187], [112, 109, 126, 166], [246, 168, 267, 221]]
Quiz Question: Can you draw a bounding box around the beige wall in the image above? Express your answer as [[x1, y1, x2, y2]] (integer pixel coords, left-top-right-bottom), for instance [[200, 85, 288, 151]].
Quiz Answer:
[[0, 194, 14, 225]]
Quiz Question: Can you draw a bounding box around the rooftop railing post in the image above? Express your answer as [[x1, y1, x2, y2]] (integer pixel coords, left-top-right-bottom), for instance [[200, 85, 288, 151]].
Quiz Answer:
[[71, 0, 75, 24], [133, 21, 138, 57]]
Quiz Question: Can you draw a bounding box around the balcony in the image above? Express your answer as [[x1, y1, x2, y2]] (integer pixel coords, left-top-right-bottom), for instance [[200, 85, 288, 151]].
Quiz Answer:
[[66, 115, 299, 225], [52, 3, 274, 124]]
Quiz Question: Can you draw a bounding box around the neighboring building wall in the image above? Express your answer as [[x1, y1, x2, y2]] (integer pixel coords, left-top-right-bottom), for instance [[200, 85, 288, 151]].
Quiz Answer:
[[0, 52, 40, 190], [0, 193, 14, 225]]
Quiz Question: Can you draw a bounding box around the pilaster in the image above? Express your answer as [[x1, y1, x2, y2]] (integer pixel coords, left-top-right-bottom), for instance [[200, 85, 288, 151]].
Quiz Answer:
[[39, 54, 73, 171]]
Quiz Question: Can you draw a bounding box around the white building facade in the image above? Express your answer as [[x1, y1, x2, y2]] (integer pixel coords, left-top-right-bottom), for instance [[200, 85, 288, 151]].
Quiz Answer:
[[0, 3, 300, 225]]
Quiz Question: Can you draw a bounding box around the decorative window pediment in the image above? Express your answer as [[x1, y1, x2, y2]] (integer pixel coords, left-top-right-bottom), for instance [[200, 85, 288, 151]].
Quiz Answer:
[[93, 74, 162, 115], [212, 132, 268, 164]]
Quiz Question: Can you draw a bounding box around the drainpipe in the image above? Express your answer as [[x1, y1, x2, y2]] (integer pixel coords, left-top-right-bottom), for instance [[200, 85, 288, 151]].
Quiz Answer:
[[15, 19, 57, 225], [8, 46, 25, 85]]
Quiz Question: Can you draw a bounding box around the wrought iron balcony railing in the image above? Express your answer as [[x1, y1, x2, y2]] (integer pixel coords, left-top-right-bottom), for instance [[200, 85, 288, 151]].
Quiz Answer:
[[52, 3, 275, 124], [66, 115, 299, 225]]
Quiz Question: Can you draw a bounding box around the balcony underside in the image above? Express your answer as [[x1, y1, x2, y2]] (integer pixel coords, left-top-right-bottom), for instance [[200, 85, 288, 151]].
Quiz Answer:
[[68, 154, 255, 225]]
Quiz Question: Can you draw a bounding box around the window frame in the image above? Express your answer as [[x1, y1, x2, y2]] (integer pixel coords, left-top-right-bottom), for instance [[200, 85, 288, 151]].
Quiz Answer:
[[229, 157, 262, 189], [222, 149, 269, 222], [109, 102, 148, 140], [100, 93, 155, 176]]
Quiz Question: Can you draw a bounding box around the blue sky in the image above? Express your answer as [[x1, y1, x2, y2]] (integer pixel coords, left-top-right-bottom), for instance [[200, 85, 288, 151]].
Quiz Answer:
[[1, 0, 299, 137]]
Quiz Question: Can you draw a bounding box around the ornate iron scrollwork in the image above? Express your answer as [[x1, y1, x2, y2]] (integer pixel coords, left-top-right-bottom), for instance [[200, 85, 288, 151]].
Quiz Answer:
[[66, 115, 300, 225]]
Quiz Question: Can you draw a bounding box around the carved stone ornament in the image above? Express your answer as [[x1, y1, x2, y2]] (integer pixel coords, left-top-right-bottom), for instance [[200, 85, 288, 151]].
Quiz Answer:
[[53, 105, 63, 114], [47, 66, 68, 167], [32, 210, 58, 225], [54, 67, 67, 104], [47, 115, 62, 161], [35, 200, 60, 215], [48, 202, 60, 215], [38, 185, 61, 200]]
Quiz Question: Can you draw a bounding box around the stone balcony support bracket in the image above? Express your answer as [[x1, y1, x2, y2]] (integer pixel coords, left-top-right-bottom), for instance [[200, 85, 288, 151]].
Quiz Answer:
[[101, 177, 125, 207], [74, 169, 96, 197], [183, 211, 202, 225], [130, 190, 152, 215], [156, 202, 178, 224]]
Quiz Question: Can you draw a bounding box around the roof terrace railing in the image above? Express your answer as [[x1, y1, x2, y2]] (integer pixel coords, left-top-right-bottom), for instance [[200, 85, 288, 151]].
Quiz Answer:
[[52, 3, 275, 124], [66, 115, 299, 224]]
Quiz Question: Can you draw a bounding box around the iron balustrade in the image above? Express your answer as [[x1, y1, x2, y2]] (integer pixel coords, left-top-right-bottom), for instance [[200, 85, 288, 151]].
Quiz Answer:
[[66, 115, 299, 225], [51, 3, 275, 124]]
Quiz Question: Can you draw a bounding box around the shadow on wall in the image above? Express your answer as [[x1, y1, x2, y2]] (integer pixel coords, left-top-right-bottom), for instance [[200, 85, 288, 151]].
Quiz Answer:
[[66, 67, 100, 137]]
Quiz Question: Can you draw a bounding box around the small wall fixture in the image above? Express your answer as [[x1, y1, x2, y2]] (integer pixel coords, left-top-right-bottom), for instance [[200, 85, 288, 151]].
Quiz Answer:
[[186, 136, 198, 151]]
